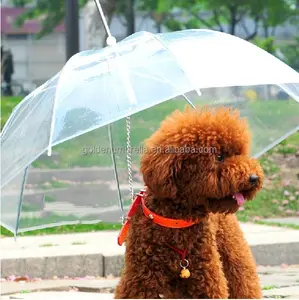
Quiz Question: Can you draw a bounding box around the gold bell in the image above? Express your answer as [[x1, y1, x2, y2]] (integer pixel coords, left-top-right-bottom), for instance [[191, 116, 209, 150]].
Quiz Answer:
[[179, 259, 190, 279], [180, 268, 190, 279]]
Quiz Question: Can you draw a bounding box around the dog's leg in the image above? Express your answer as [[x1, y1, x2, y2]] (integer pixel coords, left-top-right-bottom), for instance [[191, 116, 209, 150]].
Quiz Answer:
[[180, 220, 229, 299], [217, 214, 262, 299], [114, 265, 172, 299], [187, 242, 229, 299], [114, 276, 159, 299]]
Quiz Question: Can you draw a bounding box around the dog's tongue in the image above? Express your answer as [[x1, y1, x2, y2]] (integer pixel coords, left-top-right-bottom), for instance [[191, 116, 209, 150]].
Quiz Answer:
[[233, 193, 245, 206]]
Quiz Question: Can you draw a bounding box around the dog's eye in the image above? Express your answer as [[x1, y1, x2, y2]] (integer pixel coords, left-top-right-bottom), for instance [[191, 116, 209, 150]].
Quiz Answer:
[[216, 154, 224, 162]]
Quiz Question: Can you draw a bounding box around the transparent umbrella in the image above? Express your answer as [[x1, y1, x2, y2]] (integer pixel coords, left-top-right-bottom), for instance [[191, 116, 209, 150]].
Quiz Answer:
[[1, 4, 298, 235]]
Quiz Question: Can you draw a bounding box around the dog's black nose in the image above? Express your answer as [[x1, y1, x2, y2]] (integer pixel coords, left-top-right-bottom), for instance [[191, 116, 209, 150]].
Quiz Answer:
[[249, 174, 259, 184]]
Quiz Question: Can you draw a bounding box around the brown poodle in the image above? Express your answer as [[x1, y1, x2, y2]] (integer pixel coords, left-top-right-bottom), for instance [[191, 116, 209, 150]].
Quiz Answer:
[[115, 107, 264, 299]]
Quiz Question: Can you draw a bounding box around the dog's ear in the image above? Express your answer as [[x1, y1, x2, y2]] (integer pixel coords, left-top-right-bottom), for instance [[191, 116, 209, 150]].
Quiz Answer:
[[140, 149, 182, 199]]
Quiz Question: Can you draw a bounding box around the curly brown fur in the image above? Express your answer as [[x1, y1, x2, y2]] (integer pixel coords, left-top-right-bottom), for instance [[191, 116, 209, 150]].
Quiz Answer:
[[115, 106, 264, 299]]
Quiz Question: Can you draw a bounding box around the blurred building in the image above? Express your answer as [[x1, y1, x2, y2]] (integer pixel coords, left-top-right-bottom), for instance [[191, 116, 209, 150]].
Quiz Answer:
[[1, 7, 66, 88]]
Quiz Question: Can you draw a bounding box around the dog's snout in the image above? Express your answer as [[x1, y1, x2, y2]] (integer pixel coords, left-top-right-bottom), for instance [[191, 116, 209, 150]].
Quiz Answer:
[[249, 174, 259, 184]]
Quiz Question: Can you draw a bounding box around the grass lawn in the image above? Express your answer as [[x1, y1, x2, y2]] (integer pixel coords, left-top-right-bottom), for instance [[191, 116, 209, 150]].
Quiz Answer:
[[0, 222, 122, 237], [1, 96, 298, 236], [32, 99, 188, 169], [2, 96, 298, 168], [236, 186, 298, 222], [1, 96, 22, 130]]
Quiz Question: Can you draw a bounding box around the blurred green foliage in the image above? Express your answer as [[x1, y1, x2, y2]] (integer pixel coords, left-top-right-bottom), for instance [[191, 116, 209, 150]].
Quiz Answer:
[[279, 37, 299, 72], [253, 37, 277, 54], [11, 0, 299, 42], [139, 0, 298, 41]]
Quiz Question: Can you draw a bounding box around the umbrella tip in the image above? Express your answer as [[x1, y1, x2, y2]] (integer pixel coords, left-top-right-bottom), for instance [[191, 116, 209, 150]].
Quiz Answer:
[[47, 148, 52, 156], [106, 36, 117, 46]]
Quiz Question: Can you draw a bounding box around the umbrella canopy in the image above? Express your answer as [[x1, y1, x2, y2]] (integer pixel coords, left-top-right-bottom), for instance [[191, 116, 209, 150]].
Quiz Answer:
[[1, 29, 299, 235]]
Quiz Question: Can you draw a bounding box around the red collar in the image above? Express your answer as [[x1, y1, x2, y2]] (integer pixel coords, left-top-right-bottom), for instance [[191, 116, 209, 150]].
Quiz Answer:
[[117, 189, 200, 246]]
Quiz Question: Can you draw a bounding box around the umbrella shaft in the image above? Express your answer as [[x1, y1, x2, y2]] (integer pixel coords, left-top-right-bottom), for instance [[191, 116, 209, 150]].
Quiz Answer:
[[93, 0, 113, 38]]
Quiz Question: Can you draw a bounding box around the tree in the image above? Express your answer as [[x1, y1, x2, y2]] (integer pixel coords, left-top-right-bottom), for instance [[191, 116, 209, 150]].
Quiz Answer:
[[139, 0, 298, 41], [117, 0, 136, 36], [125, 0, 135, 35], [279, 37, 299, 71], [258, 0, 298, 38], [254, 37, 277, 55], [138, 0, 168, 33], [11, 0, 117, 44], [139, 0, 263, 39]]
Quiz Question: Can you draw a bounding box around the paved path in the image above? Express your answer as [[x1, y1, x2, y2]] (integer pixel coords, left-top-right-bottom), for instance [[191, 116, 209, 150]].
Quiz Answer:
[[0, 292, 114, 300], [1, 223, 299, 259], [1, 223, 299, 278], [1, 266, 299, 299]]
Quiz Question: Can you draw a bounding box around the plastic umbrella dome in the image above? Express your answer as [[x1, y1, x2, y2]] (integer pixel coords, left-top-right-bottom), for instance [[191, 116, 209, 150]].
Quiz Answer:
[[1, 28, 299, 235]]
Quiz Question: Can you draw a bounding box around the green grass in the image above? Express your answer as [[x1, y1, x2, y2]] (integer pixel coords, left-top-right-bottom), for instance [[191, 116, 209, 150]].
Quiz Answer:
[[0, 221, 121, 237], [1, 96, 22, 130], [255, 220, 299, 230], [44, 195, 57, 203], [22, 203, 41, 212], [246, 100, 299, 154], [38, 180, 70, 190], [263, 285, 278, 291], [236, 186, 299, 222], [71, 241, 87, 245], [17, 214, 79, 230], [247, 99, 299, 127], [276, 145, 297, 155], [16, 212, 119, 230], [279, 133, 299, 146], [28, 99, 187, 169], [39, 243, 58, 247], [259, 156, 280, 176], [275, 131, 299, 155], [3, 96, 298, 169]]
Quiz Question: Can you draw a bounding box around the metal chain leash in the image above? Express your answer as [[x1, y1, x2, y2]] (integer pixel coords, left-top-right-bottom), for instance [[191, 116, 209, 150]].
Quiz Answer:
[[126, 116, 134, 201]]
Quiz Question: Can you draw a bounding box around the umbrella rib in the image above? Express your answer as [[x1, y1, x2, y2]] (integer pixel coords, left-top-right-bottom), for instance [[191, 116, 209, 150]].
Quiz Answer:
[[5, 88, 51, 144], [47, 80, 61, 156], [150, 32, 201, 102], [1, 85, 56, 139], [108, 124, 124, 212], [253, 126, 299, 158], [130, 69, 196, 108], [15, 166, 29, 237]]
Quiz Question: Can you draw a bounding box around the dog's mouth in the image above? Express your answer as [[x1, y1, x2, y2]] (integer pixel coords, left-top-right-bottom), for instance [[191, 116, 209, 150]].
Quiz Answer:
[[224, 186, 259, 206], [205, 188, 257, 214], [208, 191, 249, 206]]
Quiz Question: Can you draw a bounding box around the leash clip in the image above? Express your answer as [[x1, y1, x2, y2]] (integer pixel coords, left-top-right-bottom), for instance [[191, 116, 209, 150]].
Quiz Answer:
[[121, 216, 130, 225]]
